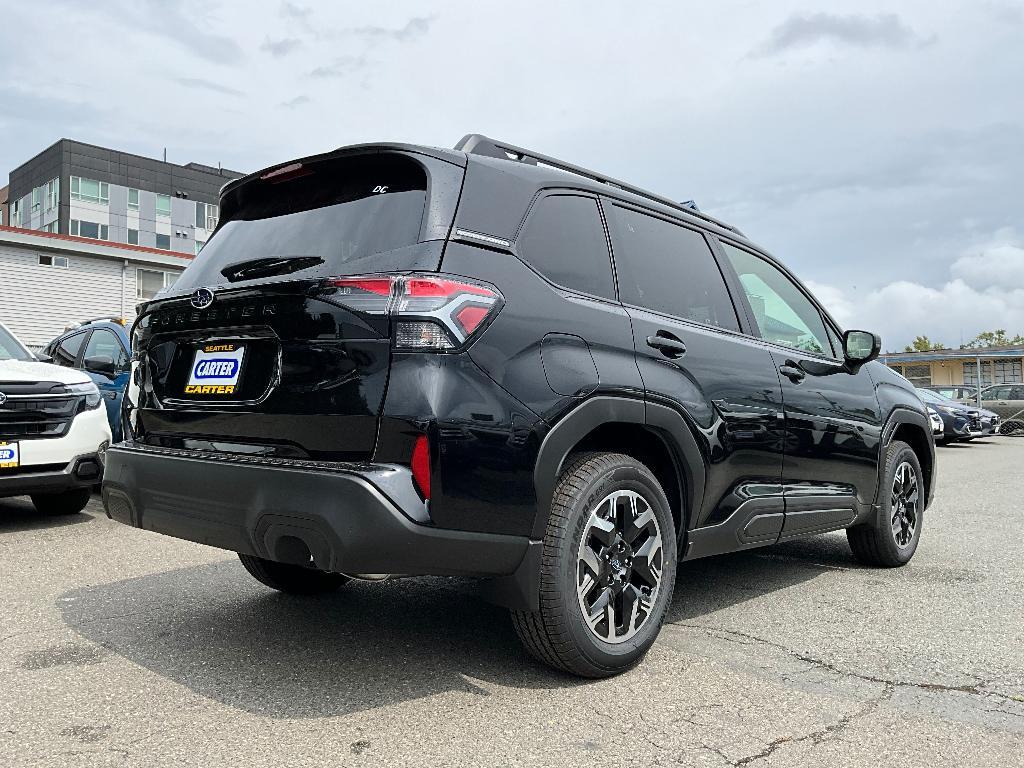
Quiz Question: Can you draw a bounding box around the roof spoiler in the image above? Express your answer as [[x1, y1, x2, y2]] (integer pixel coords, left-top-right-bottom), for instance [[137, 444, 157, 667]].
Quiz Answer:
[[454, 134, 743, 236]]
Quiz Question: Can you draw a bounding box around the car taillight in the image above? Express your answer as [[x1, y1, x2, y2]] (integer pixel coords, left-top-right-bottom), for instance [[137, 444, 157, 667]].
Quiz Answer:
[[325, 274, 502, 350], [411, 434, 431, 499]]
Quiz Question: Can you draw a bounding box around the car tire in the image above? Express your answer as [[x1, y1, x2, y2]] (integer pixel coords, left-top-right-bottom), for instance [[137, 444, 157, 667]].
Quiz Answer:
[[511, 452, 677, 678], [238, 553, 351, 595], [30, 488, 91, 515], [847, 440, 923, 567]]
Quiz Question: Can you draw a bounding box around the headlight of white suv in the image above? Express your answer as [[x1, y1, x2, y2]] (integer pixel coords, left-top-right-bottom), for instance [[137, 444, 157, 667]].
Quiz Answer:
[[67, 381, 102, 409]]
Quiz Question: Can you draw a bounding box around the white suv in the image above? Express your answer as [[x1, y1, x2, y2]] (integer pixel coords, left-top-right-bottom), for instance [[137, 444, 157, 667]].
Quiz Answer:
[[0, 321, 112, 515]]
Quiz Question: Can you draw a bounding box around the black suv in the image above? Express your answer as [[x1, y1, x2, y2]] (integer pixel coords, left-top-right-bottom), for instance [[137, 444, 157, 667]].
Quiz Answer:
[[103, 135, 935, 677]]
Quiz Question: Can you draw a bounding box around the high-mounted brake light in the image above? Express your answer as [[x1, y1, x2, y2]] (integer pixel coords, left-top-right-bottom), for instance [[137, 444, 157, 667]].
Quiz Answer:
[[323, 273, 502, 350]]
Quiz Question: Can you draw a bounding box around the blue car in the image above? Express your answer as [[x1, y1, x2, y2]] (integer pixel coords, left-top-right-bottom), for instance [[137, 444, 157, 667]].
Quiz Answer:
[[42, 318, 131, 442]]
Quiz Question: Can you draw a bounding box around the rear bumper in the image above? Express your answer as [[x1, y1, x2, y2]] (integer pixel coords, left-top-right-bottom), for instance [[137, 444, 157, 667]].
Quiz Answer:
[[101, 443, 532, 580], [0, 453, 103, 497]]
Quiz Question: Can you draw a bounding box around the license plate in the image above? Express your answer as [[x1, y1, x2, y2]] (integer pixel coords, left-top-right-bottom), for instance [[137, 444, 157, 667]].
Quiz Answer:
[[0, 441, 19, 468], [185, 344, 246, 397]]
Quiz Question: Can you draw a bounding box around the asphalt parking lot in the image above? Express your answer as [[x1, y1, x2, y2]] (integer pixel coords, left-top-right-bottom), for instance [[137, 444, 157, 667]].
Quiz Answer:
[[2, 439, 1022, 767]]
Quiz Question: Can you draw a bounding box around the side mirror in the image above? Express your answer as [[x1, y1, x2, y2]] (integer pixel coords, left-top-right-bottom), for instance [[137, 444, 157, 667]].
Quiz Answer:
[[84, 354, 116, 376], [35, 352, 54, 363], [843, 330, 881, 366]]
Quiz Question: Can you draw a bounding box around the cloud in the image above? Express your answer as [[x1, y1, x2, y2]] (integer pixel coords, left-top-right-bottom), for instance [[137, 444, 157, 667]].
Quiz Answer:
[[261, 37, 303, 57], [175, 77, 243, 97], [347, 15, 435, 43], [106, 0, 244, 64], [308, 56, 368, 79], [806, 231, 1024, 350], [752, 13, 921, 57], [280, 2, 310, 21], [280, 95, 310, 109]]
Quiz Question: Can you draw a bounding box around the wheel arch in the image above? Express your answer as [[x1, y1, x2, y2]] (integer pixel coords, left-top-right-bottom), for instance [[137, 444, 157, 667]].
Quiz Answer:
[[532, 396, 706, 543], [879, 407, 935, 509]]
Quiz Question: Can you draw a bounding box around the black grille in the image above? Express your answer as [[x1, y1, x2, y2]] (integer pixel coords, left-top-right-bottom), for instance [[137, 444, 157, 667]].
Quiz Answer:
[[0, 396, 81, 439]]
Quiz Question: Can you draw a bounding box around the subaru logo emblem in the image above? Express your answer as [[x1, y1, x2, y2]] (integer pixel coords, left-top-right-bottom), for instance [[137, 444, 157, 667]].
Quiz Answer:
[[191, 288, 215, 309], [0, 392, 6, 406]]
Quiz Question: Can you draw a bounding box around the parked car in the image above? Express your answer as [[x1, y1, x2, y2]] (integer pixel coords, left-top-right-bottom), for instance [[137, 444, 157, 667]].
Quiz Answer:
[[976, 384, 1024, 433], [922, 384, 978, 405], [0, 321, 111, 514], [916, 388, 987, 443], [42, 319, 131, 442], [102, 135, 936, 677]]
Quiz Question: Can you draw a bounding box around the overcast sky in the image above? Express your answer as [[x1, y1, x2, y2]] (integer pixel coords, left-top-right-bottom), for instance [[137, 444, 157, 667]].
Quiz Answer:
[[2, 0, 1022, 350]]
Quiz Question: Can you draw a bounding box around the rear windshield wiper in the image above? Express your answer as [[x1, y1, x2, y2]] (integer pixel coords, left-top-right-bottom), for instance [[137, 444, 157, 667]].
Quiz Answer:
[[220, 255, 324, 282]]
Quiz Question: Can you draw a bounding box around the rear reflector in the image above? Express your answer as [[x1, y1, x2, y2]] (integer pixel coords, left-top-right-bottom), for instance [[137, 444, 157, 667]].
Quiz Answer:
[[411, 434, 431, 499], [322, 273, 502, 350]]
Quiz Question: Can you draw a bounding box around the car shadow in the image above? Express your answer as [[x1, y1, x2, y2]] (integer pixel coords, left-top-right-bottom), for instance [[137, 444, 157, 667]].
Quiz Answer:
[[58, 536, 847, 718], [0, 497, 94, 533]]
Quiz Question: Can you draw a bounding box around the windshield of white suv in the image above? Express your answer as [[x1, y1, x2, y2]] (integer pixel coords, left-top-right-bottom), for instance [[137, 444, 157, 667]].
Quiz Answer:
[[0, 325, 34, 361]]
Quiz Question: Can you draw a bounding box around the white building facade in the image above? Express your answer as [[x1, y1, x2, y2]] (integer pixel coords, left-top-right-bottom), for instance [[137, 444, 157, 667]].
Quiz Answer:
[[0, 226, 191, 348]]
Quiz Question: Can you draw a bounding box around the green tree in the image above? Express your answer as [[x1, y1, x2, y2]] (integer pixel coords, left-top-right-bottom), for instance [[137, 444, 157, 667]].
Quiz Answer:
[[960, 330, 1024, 349], [904, 335, 945, 353]]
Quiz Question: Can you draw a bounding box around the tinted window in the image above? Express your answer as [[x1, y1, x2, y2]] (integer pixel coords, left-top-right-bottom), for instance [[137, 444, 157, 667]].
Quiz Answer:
[[53, 332, 85, 367], [720, 242, 831, 355], [986, 386, 1011, 400], [606, 205, 739, 330], [517, 195, 614, 300], [84, 329, 128, 370], [174, 154, 430, 292]]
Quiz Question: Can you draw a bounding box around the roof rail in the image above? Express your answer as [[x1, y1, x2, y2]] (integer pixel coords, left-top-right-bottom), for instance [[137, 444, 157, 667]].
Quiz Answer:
[[454, 134, 743, 236]]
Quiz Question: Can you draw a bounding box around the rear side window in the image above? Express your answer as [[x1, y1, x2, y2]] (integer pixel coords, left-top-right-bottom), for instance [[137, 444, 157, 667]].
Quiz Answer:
[[53, 332, 85, 367], [516, 195, 615, 300], [605, 205, 739, 331], [175, 154, 431, 290]]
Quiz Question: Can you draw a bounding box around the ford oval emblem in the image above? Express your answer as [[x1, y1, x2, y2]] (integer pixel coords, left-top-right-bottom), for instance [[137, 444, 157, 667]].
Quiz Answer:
[[0, 392, 6, 406], [191, 288, 215, 309]]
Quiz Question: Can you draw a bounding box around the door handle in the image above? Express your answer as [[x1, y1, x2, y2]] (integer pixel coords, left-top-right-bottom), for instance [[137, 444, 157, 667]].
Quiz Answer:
[[779, 361, 806, 383], [646, 333, 687, 359]]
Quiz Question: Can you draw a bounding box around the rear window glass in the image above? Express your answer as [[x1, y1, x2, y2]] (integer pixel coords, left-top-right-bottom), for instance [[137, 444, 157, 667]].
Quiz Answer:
[[172, 154, 431, 292]]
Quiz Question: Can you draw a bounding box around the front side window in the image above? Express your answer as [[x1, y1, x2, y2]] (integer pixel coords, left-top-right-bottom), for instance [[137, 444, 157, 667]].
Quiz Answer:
[[156, 194, 172, 217], [720, 242, 831, 355], [83, 329, 128, 370], [516, 195, 615, 300], [607, 205, 739, 330], [53, 332, 85, 367]]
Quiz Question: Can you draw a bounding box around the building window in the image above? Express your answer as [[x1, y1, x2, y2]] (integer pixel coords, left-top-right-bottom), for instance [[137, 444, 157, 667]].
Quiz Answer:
[[70, 220, 109, 240], [32, 187, 42, 209], [38, 255, 69, 268], [43, 222, 58, 233], [902, 364, 931, 386], [156, 194, 172, 217], [127, 229, 139, 245], [128, 188, 140, 211], [46, 178, 59, 210], [194, 239, 206, 255], [964, 359, 1023, 387], [155, 233, 171, 250], [137, 268, 179, 300], [195, 201, 219, 230], [70, 176, 109, 204], [11, 198, 20, 227]]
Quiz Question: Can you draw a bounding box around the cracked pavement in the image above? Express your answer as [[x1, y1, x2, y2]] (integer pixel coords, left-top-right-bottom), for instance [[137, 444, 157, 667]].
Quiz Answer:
[[1, 437, 1022, 767]]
